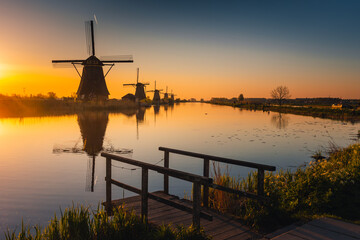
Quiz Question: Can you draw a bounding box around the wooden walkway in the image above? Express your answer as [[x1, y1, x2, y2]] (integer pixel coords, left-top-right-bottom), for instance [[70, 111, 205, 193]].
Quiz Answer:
[[106, 191, 260, 240], [263, 217, 360, 240]]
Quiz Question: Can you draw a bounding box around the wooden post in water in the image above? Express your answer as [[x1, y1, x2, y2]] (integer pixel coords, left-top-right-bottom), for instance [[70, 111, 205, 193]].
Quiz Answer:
[[193, 181, 201, 228], [257, 169, 264, 196], [164, 151, 169, 194], [203, 158, 210, 208], [106, 157, 112, 213], [141, 167, 149, 223]]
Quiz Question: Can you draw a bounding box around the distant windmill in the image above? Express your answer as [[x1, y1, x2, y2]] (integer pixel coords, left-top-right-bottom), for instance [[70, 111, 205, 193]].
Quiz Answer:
[[170, 89, 177, 102], [123, 68, 149, 101], [162, 86, 169, 101], [147, 80, 163, 104], [52, 18, 133, 101]]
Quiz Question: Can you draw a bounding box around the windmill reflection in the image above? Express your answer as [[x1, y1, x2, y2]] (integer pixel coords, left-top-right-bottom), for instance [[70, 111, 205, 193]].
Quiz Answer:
[[271, 113, 289, 129], [78, 111, 109, 192], [53, 111, 132, 192]]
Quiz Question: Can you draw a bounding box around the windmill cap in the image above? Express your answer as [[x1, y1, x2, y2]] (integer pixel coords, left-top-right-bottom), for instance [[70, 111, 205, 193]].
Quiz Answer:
[[83, 56, 103, 66]]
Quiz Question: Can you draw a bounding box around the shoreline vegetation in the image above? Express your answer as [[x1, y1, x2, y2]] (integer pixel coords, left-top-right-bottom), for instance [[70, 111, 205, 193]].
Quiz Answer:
[[209, 99, 360, 123], [208, 143, 360, 233], [5, 205, 209, 240], [0, 97, 139, 118]]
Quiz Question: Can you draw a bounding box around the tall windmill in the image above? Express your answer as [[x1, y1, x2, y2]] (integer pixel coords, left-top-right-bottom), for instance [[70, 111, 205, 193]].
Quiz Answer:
[[147, 80, 163, 104], [123, 68, 149, 101], [52, 19, 133, 101]]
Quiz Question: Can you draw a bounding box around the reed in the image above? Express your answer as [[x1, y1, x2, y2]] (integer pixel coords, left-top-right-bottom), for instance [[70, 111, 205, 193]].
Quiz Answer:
[[4, 204, 209, 240], [208, 143, 360, 233]]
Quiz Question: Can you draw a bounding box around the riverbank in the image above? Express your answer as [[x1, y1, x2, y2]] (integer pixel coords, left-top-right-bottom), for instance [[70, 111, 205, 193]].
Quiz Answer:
[[0, 99, 139, 118], [209, 143, 360, 233], [209, 102, 360, 123], [4, 205, 209, 240]]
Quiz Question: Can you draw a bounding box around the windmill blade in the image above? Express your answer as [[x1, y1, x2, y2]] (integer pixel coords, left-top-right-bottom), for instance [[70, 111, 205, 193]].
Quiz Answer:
[[85, 21, 94, 56], [100, 55, 134, 63], [52, 60, 83, 68], [123, 84, 136, 86], [52, 60, 84, 63], [94, 14, 98, 24], [52, 62, 76, 68]]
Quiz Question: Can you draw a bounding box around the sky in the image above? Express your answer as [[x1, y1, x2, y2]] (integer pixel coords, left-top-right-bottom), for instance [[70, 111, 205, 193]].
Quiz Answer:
[[0, 0, 359, 99]]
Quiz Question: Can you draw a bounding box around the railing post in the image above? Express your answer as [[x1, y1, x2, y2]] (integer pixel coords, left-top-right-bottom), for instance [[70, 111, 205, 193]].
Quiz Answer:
[[257, 169, 264, 196], [141, 167, 149, 223], [193, 180, 201, 228], [164, 150, 169, 194], [203, 158, 209, 208], [106, 157, 112, 213]]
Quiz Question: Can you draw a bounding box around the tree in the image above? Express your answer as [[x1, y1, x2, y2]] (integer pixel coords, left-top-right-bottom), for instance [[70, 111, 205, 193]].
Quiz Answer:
[[238, 94, 244, 102], [47, 92, 57, 99], [271, 86, 291, 106]]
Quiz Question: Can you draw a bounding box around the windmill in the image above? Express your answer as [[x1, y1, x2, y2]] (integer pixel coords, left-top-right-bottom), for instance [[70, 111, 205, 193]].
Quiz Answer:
[[147, 80, 163, 104], [123, 68, 149, 101], [161, 86, 169, 103], [170, 89, 177, 103], [52, 18, 133, 101]]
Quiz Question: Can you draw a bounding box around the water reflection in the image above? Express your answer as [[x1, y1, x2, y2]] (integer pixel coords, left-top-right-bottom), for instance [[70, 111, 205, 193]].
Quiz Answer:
[[78, 111, 109, 192], [271, 113, 289, 129]]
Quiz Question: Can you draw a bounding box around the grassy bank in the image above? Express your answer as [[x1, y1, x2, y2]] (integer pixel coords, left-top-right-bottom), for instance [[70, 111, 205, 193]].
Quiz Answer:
[[5, 205, 209, 240], [0, 99, 138, 118], [208, 143, 360, 233], [210, 102, 360, 123]]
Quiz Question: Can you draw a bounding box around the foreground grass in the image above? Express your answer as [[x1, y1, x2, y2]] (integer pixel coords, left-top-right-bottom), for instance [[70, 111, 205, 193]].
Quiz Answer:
[[5, 205, 209, 240], [209, 143, 360, 233]]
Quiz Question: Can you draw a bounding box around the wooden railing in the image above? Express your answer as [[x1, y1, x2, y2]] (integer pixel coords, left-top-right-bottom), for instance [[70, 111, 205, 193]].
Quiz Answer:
[[102, 147, 276, 227], [159, 147, 276, 207], [101, 152, 213, 227]]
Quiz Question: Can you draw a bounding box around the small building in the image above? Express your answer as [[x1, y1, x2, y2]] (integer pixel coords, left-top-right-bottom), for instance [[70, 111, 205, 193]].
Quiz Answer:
[[122, 93, 136, 102]]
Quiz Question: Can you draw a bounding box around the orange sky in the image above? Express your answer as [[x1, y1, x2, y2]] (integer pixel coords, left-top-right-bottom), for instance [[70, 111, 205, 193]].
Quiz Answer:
[[0, 1, 359, 100]]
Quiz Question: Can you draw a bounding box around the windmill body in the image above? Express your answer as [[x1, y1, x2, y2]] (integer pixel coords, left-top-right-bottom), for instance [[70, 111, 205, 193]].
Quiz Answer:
[[147, 80, 162, 104], [123, 68, 149, 101], [52, 20, 133, 101], [77, 56, 109, 101]]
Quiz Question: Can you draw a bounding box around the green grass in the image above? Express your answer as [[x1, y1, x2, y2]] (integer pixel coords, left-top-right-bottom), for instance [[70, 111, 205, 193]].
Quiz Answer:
[[4, 205, 210, 240], [208, 143, 360, 233]]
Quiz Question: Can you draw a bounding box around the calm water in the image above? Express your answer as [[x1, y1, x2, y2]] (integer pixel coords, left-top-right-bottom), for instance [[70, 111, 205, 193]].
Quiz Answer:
[[0, 103, 359, 232]]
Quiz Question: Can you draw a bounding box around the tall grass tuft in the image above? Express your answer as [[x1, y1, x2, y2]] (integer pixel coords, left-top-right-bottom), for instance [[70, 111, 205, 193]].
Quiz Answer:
[[4, 204, 210, 240], [208, 143, 360, 233]]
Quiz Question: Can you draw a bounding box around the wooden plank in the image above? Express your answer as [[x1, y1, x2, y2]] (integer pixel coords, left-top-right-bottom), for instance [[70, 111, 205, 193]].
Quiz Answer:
[[148, 191, 213, 220], [164, 150, 169, 194], [158, 147, 276, 171], [141, 168, 148, 222], [193, 181, 201, 227], [101, 152, 212, 185], [214, 229, 253, 240], [203, 158, 210, 208], [309, 217, 360, 238], [289, 223, 358, 240], [271, 233, 308, 240], [110, 179, 141, 195], [209, 183, 265, 201], [105, 157, 112, 208], [257, 169, 264, 196]]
